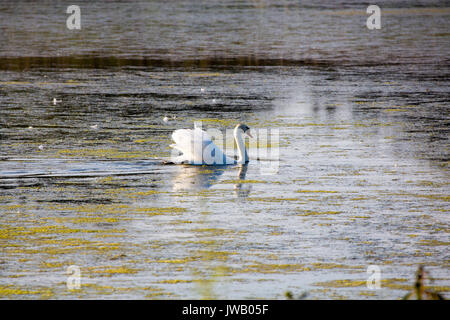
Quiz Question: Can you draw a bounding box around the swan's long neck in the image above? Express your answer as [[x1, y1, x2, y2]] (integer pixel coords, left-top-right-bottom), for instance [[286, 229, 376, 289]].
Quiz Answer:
[[234, 127, 248, 164]]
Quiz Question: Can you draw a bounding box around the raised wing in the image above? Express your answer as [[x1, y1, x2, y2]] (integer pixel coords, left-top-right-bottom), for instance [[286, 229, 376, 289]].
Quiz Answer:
[[170, 127, 235, 165]]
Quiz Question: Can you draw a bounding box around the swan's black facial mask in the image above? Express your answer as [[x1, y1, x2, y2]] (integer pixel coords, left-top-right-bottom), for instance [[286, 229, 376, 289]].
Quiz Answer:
[[243, 126, 252, 138], [237, 124, 252, 138]]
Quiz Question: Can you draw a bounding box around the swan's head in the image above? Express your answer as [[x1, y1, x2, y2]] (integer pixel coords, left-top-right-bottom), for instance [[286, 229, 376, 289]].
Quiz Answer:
[[235, 123, 253, 138]]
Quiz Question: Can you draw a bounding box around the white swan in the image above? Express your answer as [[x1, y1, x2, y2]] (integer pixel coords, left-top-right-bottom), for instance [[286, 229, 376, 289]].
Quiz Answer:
[[170, 123, 252, 165]]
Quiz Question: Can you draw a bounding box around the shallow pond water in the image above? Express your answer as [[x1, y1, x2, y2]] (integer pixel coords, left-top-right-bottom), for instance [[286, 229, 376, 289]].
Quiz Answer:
[[0, 0, 449, 299]]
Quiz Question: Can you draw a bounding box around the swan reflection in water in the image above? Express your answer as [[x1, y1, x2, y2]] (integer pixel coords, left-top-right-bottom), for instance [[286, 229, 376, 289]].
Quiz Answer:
[[234, 164, 251, 199], [172, 165, 225, 191], [171, 164, 251, 198]]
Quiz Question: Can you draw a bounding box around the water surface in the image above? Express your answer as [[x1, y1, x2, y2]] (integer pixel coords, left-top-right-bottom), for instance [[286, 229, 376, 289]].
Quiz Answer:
[[0, 0, 449, 299]]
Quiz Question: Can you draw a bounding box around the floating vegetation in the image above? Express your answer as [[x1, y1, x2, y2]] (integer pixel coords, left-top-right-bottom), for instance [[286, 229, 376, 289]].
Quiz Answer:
[[127, 190, 163, 197], [186, 72, 226, 77], [313, 278, 405, 289], [384, 108, 408, 112], [1, 225, 125, 239], [86, 266, 139, 277], [155, 258, 195, 264], [239, 263, 311, 274], [311, 263, 364, 270], [296, 210, 342, 216], [0, 285, 54, 299], [246, 197, 302, 202], [134, 207, 187, 215], [57, 149, 154, 159], [157, 279, 193, 284], [220, 179, 268, 184], [296, 190, 339, 194], [418, 240, 450, 246]]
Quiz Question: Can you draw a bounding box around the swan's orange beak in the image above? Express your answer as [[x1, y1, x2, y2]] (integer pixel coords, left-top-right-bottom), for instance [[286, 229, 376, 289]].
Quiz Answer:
[[246, 130, 253, 138]]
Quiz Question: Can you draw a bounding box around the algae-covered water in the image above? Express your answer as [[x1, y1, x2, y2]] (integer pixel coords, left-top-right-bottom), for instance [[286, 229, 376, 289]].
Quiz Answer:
[[0, 0, 449, 299]]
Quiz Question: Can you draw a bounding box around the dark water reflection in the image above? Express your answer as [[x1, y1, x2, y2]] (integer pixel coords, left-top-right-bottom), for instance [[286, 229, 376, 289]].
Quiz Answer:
[[1, 1, 449, 67]]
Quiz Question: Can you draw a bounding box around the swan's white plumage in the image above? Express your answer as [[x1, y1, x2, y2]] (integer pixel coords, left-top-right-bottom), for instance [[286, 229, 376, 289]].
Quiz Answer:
[[170, 127, 235, 165]]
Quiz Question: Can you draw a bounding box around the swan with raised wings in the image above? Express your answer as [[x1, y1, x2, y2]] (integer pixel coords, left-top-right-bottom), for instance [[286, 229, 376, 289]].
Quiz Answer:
[[170, 123, 252, 165]]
